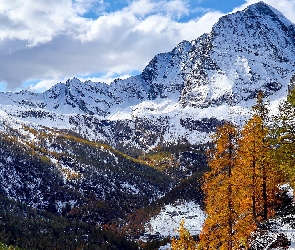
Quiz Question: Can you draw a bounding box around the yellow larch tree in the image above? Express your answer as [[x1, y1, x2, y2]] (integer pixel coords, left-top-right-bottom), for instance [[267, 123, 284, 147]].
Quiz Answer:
[[198, 122, 239, 250], [232, 92, 282, 248], [198, 92, 283, 250], [171, 220, 197, 250]]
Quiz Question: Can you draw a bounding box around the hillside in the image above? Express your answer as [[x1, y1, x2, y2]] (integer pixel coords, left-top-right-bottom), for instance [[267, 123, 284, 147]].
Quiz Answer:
[[0, 124, 176, 222], [0, 195, 138, 250]]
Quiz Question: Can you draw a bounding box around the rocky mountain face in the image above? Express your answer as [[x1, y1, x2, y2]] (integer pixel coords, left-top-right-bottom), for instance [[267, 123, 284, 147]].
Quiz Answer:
[[0, 2, 294, 152], [0, 1, 295, 248], [180, 2, 295, 107]]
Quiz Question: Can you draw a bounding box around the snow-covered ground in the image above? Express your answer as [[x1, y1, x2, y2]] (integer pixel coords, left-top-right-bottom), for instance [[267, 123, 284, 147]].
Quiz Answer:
[[159, 243, 171, 250], [143, 196, 295, 250], [280, 219, 295, 249], [144, 200, 205, 238], [250, 213, 295, 250]]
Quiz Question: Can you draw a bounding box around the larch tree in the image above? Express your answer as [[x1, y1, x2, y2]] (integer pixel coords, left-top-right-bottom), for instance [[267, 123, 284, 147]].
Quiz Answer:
[[233, 92, 282, 247], [171, 220, 197, 250], [233, 115, 265, 247], [197, 92, 283, 250], [198, 122, 239, 250]]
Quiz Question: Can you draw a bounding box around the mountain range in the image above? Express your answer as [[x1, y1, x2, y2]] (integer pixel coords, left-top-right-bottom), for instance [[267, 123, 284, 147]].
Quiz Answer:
[[1, 2, 295, 151], [0, 1, 295, 249]]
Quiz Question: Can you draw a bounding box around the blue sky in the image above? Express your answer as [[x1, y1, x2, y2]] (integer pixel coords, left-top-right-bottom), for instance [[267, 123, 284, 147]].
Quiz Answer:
[[0, 0, 294, 92], [82, 0, 246, 19], [79, 0, 248, 28]]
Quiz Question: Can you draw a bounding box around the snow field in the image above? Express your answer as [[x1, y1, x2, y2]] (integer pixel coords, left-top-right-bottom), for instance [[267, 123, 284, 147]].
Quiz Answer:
[[144, 200, 205, 238]]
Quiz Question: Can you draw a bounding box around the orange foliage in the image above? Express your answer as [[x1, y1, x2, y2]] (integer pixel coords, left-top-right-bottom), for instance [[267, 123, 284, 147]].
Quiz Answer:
[[198, 123, 239, 250], [171, 220, 197, 250], [199, 92, 283, 249]]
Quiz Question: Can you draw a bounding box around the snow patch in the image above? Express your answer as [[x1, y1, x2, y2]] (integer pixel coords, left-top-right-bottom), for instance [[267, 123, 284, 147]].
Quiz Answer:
[[144, 200, 205, 238]]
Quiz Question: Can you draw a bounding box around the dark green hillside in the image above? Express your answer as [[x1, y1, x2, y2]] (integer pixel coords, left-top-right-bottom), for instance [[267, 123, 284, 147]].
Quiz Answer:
[[0, 126, 174, 225], [0, 124, 210, 248], [0, 195, 138, 250]]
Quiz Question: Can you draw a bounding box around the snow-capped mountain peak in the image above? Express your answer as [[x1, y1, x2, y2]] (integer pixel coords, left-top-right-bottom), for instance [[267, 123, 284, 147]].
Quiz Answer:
[[0, 1, 294, 150]]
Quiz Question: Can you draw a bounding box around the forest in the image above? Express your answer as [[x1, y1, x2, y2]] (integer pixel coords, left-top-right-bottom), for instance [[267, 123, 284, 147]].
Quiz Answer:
[[172, 87, 295, 249]]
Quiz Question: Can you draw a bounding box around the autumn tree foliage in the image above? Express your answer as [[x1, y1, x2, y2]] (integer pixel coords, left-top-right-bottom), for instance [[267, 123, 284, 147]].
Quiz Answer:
[[198, 92, 283, 249], [236, 92, 281, 218], [233, 119, 281, 247], [198, 122, 239, 250], [171, 220, 197, 250], [233, 92, 282, 248]]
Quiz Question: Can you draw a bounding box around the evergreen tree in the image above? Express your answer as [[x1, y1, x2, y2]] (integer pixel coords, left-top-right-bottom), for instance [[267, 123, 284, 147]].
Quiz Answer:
[[251, 91, 271, 221], [198, 123, 239, 250], [272, 87, 295, 188]]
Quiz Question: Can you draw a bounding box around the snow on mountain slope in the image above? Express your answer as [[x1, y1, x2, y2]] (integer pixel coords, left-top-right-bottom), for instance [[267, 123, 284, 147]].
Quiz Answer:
[[0, 2, 294, 150], [180, 1, 295, 108], [143, 200, 205, 239], [0, 123, 175, 223]]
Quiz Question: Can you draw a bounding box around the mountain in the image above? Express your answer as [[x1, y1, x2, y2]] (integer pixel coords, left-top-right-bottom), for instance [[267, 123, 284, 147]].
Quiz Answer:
[[1, 2, 295, 153], [0, 1, 295, 248]]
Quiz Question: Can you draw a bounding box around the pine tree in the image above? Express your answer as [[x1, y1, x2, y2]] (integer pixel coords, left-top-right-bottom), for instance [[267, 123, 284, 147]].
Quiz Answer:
[[198, 123, 239, 250], [272, 87, 295, 188], [171, 220, 197, 250]]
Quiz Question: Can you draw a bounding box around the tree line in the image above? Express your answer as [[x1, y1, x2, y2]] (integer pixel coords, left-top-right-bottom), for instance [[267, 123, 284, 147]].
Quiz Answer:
[[172, 87, 295, 249]]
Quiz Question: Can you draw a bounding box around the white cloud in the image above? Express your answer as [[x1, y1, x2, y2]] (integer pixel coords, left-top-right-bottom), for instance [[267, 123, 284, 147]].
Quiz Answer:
[[0, 0, 73, 46], [29, 78, 68, 92], [127, 0, 189, 18], [0, 0, 223, 91], [0, 0, 293, 91], [190, 11, 223, 36], [128, 0, 156, 16], [79, 72, 133, 85], [72, 0, 101, 15]]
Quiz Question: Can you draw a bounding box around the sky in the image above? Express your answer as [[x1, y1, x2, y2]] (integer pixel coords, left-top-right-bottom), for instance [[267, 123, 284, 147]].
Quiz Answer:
[[0, 0, 295, 92]]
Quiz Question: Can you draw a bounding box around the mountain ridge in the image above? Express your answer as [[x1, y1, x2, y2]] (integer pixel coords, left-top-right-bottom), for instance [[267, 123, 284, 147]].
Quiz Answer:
[[0, 2, 292, 152], [0, 1, 294, 219], [0, 2, 294, 121]]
